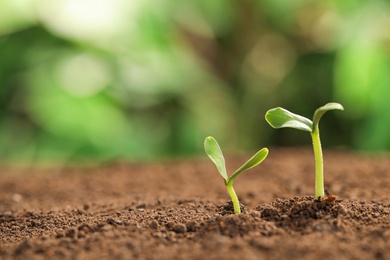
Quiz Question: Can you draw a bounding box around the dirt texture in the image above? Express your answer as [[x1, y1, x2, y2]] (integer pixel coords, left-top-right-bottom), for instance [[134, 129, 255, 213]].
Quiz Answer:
[[0, 148, 389, 259]]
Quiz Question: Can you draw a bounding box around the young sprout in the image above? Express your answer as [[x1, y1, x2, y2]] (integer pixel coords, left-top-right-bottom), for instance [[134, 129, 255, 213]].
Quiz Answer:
[[265, 103, 344, 200], [204, 136, 269, 214]]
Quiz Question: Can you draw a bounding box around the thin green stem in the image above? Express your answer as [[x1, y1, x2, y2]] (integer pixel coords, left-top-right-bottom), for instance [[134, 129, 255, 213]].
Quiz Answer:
[[226, 180, 241, 214], [311, 127, 324, 199]]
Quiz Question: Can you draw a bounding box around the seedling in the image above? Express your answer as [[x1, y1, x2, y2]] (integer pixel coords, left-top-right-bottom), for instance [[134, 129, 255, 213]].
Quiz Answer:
[[204, 136, 269, 214], [265, 103, 344, 199]]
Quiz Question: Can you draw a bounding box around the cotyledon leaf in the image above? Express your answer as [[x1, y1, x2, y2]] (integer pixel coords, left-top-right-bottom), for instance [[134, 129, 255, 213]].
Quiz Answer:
[[229, 148, 269, 183], [265, 107, 313, 132], [204, 136, 228, 180], [312, 103, 344, 130]]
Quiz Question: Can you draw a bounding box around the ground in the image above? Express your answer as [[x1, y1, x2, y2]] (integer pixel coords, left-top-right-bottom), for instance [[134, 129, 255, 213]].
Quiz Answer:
[[0, 148, 389, 259]]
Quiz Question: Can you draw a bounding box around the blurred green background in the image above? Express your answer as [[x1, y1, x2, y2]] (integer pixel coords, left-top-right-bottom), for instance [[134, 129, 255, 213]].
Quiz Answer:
[[1, 0, 390, 164]]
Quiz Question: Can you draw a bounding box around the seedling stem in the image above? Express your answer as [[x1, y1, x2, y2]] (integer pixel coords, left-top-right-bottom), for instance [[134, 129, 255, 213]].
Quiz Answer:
[[311, 126, 324, 198], [226, 180, 240, 214]]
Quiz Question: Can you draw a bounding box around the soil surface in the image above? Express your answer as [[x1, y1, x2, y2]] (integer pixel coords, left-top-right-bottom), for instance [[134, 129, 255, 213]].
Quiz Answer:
[[0, 148, 389, 259]]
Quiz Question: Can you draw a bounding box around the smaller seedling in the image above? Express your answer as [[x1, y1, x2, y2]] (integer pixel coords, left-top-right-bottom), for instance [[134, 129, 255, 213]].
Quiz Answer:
[[204, 136, 269, 214], [265, 103, 344, 199]]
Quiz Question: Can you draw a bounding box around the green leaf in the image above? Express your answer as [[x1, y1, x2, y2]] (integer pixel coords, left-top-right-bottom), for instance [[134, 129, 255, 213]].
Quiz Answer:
[[204, 136, 228, 181], [312, 103, 344, 130], [229, 148, 269, 182], [265, 107, 313, 132]]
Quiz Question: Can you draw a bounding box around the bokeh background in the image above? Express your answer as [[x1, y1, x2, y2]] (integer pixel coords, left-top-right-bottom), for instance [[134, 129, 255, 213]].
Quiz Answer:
[[1, 0, 390, 164]]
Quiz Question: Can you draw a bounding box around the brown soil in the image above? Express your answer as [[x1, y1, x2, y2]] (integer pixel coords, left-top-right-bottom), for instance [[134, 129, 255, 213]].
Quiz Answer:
[[0, 148, 389, 259]]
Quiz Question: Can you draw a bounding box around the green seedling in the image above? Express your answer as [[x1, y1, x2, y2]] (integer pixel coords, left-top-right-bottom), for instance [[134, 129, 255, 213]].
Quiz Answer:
[[265, 102, 344, 199], [204, 136, 269, 214]]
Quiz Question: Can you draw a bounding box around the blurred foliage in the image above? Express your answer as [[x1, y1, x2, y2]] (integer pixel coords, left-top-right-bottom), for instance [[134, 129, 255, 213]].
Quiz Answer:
[[0, 0, 390, 163]]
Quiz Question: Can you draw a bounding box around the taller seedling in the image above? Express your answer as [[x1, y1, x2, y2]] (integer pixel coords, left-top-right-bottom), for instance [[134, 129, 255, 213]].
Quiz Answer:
[[265, 103, 344, 199], [204, 136, 268, 214]]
